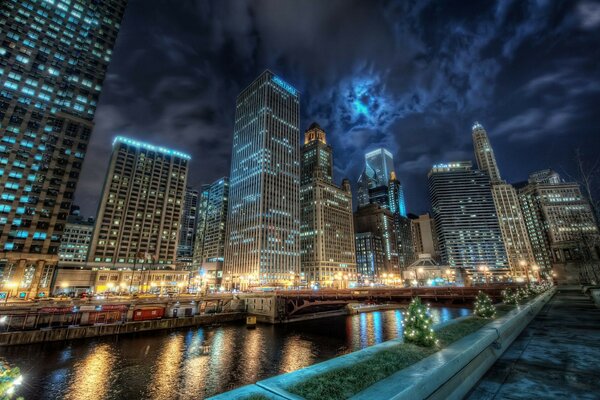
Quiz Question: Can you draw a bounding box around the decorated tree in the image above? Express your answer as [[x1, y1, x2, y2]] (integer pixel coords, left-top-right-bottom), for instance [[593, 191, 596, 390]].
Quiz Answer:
[[474, 291, 496, 318], [0, 363, 22, 399], [403, 297, 438, 347], [502, 288, 519, 305]]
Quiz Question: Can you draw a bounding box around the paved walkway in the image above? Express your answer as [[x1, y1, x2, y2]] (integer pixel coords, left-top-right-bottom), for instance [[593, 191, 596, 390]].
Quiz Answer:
[[467, 286, 600, 400]]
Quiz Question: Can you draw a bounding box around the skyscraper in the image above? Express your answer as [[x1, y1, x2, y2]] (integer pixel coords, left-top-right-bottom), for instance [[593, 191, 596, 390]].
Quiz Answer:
[[354, 203, 399, 279], [472, 122, 535, 278], [193, 177, 229, 265], [88, 137, 190, 272], [472, 122, 501, 184], [177, 186, 199, 263], [357, 148, 395, 207], [300, 123, 356, 288], [58, 214, 94, 265], [429, 162, 508, 271], [224, 71, 300, 288], [410, 213, 438, 259], [518, 171, 600, 281], [0, 0, 128, 297]]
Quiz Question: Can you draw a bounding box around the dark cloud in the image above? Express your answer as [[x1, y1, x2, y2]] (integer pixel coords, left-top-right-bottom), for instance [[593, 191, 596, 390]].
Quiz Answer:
[[76, 0, 600, 216]]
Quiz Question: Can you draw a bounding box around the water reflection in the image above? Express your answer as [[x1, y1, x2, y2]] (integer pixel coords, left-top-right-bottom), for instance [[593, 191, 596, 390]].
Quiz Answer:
[[64, 344, 115, 400], [1, 306, 469, 400]]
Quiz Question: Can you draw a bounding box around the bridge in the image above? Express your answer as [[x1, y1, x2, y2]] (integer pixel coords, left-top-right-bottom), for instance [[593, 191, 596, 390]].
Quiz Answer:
[[241, 284, 523, 323]]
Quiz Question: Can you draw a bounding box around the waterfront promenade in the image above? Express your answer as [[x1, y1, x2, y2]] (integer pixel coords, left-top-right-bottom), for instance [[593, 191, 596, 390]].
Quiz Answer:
[[467, 286, 600, 400]]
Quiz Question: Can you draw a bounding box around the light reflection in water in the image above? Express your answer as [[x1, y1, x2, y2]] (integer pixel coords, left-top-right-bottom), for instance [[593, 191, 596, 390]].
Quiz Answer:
[[63, 344, 115, 400], [1, 306, 470, 400]]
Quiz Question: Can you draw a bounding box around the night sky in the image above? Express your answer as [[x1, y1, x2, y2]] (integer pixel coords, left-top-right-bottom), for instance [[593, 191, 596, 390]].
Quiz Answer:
[[76, 0, 600, 217]]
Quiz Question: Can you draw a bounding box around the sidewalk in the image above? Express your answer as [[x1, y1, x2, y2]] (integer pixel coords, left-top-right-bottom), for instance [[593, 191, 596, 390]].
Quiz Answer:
[[467, 286, 600, 400]]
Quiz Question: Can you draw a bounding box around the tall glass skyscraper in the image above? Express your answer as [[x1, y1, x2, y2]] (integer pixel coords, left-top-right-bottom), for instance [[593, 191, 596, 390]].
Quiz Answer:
[[176, 186, 199, 263], [193, 177, 229, 265], [429, 162, 508, 271], [0, 0, 127, 297], [357, 147, 395, 207], [224, 71, 300, 288]]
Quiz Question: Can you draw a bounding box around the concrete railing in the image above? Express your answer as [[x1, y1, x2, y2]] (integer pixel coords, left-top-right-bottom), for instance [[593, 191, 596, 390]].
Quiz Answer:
[[209, 289, 555, 400]]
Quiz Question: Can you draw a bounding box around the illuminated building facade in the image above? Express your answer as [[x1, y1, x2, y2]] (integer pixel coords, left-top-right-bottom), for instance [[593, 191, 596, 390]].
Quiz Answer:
[[193, 177, 228, 287], [354, 203, 399, 279], [472, 122, 535, 278], [176, 186, 199, 263], [0, 0, 127, 297], [357, 148, 396, 207], [88, 137, 190, 272], [224, 71, 300, 287], [518, 171, 600, 275], [300, 123, 356, 288], [58, 214, 94, 265], [428, 162, 508, 271], [354, 232, 385, 281]]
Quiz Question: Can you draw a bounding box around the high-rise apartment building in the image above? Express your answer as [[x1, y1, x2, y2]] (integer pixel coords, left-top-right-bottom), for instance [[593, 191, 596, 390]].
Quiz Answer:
[[58, 214, 94, 265], [518, 171, 600, 277], [193, 177, 228, 265], [176, 186, 198, 263], [354, 203, 399, 279], [428, 162, 508, 271], [300, 123, 356, 288], [472, 122, 535, 278], [224, 71, 300, 288], [0, 0, 128, 297], [88, 137, 190, 271]]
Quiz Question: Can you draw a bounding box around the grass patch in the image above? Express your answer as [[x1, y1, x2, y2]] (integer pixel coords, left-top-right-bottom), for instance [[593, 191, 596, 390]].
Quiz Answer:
[[243, 395, 269, 400], [288, 306, 516, 400]]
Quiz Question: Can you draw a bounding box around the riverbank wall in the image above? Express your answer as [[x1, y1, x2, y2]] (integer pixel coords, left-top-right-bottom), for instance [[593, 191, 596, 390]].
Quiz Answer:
[[0, 312, 245, 346]]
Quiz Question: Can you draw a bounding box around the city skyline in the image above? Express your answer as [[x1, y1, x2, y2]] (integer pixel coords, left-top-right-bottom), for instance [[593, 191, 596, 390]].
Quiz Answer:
[[73, 0, 600, 217]]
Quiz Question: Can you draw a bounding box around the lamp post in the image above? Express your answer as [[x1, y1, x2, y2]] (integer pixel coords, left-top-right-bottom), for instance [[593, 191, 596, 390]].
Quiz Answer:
[[519, 260, 530, 285], [478, 265, 489, 286]]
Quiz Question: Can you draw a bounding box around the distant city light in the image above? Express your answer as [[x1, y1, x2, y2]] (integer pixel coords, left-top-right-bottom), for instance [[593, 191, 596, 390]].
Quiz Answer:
[[112, 136, 192, 160]]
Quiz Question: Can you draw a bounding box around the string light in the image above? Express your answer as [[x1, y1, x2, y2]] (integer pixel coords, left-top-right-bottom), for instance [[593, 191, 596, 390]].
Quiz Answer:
[[474, 291, 495, 318], [402, 297, 438, 347]]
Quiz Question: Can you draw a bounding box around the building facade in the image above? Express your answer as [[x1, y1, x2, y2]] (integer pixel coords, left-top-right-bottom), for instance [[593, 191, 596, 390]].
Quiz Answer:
[[411, 213, 438, 259], [193, 177, 228, 288], [58, 214, 94, 265], [354, 232, 385, 282], [354, 203, 399, 280], [357, 148, 396, 207], [88, 137, 190, 272], [472, 122, 535, 278], [0, 0, 128, 297], [176, 186, 199, 263], [300, 123, 356, 288], [428, 162, 508, 271], [518, 172, 600, 279], [224, 71, 300, 288]]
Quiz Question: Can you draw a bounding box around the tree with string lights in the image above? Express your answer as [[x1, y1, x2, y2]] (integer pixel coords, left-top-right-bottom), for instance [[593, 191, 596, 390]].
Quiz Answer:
[[403, 297, 438, 347], [474, 291, 496, 318]]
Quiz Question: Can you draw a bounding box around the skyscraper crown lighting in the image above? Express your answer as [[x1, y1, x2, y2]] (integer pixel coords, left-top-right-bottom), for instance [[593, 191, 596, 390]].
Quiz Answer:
[[112, 136, 191, 160]]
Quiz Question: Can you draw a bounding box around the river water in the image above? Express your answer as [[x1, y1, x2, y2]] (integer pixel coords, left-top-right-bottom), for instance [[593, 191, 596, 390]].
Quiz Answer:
[[1, 306, 470, 399]]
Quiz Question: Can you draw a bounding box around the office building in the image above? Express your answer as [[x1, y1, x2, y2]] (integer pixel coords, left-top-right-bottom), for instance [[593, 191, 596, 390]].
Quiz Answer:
[[357, 148, 395, 207], [88, 137, 190, 273], [472, 122, 535, 278], [354, 203, 399, 279], [300, 123, 356, 288], [224, 71, 300, 288], [58, 214, 94, 265], [428, 162, 508, 271], [354, 232, 385, 282], [176, 186, 199, 263], [193, 177, 228, 288], [518, 171, 600, 278], [0, 0, 128, 297]]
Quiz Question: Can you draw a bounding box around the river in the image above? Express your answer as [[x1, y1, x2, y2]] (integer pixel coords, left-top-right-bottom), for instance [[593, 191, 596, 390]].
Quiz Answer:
[[0, 306, 470, 399]]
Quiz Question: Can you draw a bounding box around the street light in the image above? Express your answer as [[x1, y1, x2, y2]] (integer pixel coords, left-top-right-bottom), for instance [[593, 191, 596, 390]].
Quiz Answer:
[[519, 260, 530, 284], [478, 265, 489, 286]]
